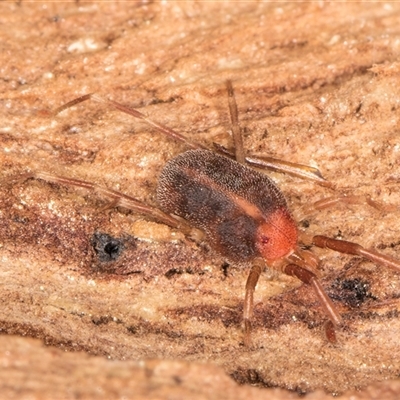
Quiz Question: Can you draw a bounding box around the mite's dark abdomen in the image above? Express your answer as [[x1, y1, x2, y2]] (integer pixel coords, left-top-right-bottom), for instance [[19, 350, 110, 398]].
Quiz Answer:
[[157, 149, 289, 262]]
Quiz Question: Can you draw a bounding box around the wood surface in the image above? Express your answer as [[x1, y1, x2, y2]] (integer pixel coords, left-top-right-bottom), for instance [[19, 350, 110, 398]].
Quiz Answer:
[[1, 2, 400, 398]]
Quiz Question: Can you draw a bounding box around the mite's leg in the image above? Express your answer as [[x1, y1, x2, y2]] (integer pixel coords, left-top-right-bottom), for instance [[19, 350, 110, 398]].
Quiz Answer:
[[283, 263, 343, 328], [296, 195, 396, 222], [313, 195, 387, 211], [213, 143, 328, 186], [54, 89, 328, 185], [2, 172, 192, 234], [313, 235, 400, 273], [243, 259, 264, 347], [224, 80, 328, 183], [53, 94, 206, 151], [226, 80, 245, 164], [246, 156, 330, 187]]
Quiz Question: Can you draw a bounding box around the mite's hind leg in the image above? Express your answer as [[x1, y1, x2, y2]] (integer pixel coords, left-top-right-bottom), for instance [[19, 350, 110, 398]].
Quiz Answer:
[[2, 172, 192, 234], [243, 259, 264, 347], [313, 235, 400, 273]]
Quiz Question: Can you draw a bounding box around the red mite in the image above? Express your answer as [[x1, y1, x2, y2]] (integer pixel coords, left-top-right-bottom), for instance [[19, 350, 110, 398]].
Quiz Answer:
[[6, 81, 400, 346], [158, 149, 298, 264]]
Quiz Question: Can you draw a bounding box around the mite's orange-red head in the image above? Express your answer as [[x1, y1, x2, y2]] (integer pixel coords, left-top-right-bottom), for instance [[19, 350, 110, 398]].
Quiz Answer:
[[255, 207, 298, 262]]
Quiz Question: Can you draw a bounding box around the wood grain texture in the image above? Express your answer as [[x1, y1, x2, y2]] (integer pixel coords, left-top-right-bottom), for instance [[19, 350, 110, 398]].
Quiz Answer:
[[1, 1, 400, 397]]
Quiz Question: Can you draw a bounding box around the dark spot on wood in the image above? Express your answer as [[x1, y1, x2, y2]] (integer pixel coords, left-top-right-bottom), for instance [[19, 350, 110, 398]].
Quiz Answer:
[[330, 278, 375, 308], [300, 219, 310, 228], [91, 315, 118, 326], [170, 304, 241, 328], [172, 375, 183, 385], [230, 367, 274, 388], [91, 232, 125, 262], [165, 268, 184, 279], [221, 262, 230, 278]]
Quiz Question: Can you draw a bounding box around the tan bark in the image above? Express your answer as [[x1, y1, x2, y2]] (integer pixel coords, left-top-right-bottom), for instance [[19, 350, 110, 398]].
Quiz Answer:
[[1, 1, 400, 398]]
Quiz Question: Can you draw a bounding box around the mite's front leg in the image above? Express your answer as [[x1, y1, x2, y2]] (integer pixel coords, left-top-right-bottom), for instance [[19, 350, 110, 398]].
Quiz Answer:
[[313, 235, 400, 273], [243, 259, 264, 347]]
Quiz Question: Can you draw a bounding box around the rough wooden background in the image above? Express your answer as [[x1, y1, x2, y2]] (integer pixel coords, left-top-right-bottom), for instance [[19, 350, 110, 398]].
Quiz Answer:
[[1, 2, 400, 398]]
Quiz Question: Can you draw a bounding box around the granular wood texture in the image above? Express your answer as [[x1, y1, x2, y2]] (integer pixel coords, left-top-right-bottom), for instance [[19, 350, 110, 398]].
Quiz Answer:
[[1, 1, 400, 398]]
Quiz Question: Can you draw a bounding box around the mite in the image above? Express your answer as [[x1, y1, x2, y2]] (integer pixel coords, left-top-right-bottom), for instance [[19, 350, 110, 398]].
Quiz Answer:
[[5, 81, 400, 346]]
